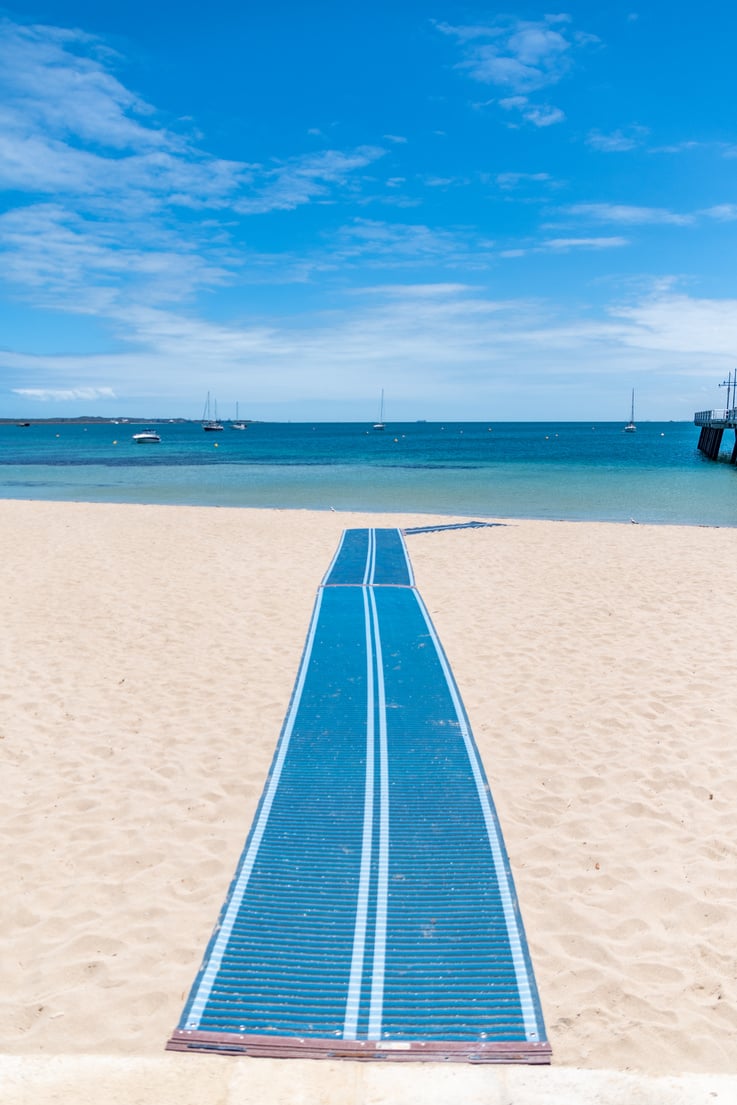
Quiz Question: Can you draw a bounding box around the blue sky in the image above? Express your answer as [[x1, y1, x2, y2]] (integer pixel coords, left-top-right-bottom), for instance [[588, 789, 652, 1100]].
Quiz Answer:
[[1, 1, 736, 421]]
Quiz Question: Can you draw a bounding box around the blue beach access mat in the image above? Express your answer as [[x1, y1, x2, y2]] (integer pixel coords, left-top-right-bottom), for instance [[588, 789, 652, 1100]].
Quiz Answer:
[[167, 529, 550, 1063]]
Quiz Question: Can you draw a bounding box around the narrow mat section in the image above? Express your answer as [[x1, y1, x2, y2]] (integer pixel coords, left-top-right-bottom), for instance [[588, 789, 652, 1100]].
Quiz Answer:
[[403, 521, 500, 534], [168, 529, 550, 1063]]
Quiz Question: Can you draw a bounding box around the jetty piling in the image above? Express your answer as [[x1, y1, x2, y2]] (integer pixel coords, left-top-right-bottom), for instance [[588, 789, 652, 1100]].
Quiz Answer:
[[694, 372, 737, 462]]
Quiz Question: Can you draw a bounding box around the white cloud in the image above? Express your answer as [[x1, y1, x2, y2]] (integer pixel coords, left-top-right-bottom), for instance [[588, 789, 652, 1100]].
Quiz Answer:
[[496, 171, 552, 189], [13, 386, 117, 402], [0, 21, 161, 151], [437, 15, 598, 129], [541, 237, 629, 250], [612, 293, 737, 356], [437, 14, 597, 93], [498, 95, 565, 127], [566, 203, 695, 226], [587, 127, 648, 152], [235, 147, 386, 214], [357, 283, 475, 298], [0, 20, 250, 207], [326, 218, 495, 270], [522, 104, 566, 127], [3, 286, 734, 415], [0, 203, 232, 312], [650, 140, 703, 154], [0, 17, 393, 335], [701, 204, 737, 221]]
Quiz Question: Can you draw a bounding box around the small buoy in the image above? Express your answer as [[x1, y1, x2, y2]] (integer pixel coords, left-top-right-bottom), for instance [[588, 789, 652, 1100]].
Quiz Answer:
[[112, 440, 117, 445], [394, 437, 399, 442], [55, 433, 60, 438], [214, 442, 219, 447], [660, 432, 665, 437]]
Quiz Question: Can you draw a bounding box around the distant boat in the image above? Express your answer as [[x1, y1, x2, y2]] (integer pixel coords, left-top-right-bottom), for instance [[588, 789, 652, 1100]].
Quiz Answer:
[[373, 389, 386, 430], [624, 389, 636, 433], [16, 421, 30, 427], [202, 392, 224, 431], [132, 429, 161, 443], [231, 401, 249, 430]]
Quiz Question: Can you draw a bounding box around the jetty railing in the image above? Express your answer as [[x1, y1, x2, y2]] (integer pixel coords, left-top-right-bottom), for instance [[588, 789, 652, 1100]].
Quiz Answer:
[[694, 409, 737, 426]]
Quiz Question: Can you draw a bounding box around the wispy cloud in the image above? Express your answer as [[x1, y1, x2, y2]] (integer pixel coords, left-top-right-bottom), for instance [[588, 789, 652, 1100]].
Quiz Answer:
[[650, 140, 703, 155], [587, 126, 648, 152], [437, 14, 592, 93], [0, 16, 392, 340], [500, 235, 629, 258], [5, 285, 732, 412], [13, 386, 117, 402], [541, 236, 629, 250], [495, 171, 553, 190], [328, 218, 495, 269], [234, 147, 386, 214], [0, 19, 250, 208], [437, 14, 596, 127], [701, 204, 737, 221], [499, 96, 565, 127], [612, 292, 737, 357], [0, 202, 233, 316], [566, 203, 695, 226]]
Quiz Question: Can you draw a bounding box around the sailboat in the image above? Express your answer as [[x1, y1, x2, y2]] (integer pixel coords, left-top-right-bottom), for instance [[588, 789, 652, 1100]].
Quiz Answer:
[[624, 389, 636, 433], [373, 389, 386, 431], [231, 401, 248, 430], [202, 392, 224, 431]]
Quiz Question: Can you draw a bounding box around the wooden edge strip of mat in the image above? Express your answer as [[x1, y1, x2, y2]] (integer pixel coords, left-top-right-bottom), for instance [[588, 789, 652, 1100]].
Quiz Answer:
[[166, 1029, 552, 1064]]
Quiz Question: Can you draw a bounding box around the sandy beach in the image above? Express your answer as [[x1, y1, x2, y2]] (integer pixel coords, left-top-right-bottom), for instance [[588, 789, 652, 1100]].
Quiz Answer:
[[2, 499, 735, 1104]]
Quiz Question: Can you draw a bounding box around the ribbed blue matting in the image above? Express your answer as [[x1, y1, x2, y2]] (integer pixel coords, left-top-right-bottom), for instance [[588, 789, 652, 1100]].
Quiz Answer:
[[168, 529, 550, 1063]]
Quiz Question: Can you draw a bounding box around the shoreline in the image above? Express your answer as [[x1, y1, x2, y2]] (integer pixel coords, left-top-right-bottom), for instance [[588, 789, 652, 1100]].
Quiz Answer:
[[1, 493, 733, 530], [2, 501, 735, 1098]]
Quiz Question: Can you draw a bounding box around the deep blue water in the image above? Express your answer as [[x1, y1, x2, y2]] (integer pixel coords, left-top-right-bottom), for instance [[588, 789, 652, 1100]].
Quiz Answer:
[[1, 419, 735, 526]]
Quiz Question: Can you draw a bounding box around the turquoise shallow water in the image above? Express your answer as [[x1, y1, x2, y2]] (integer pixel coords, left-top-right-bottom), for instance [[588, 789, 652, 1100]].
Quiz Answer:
[[1, 420, 735, 526]]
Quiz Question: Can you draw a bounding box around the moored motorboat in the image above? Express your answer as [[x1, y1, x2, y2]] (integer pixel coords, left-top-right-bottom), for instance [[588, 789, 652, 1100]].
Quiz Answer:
[[132, 429, 161, 443]]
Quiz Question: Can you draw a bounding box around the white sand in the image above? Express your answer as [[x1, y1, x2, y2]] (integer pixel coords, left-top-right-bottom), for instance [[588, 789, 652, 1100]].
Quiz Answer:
[[2, 500, 736, 1103]]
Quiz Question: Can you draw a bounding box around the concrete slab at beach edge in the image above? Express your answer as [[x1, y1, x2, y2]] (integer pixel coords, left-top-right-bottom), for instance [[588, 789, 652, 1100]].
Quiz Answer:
[[1, 1057, 734, 1105]]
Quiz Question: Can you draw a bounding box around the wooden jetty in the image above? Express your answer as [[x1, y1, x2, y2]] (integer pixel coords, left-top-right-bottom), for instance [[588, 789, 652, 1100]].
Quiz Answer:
[[695, 372, 737, 461]]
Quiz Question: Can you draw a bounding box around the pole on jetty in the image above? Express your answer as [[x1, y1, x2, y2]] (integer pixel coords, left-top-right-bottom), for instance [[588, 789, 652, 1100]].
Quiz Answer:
[[719, 370, 735, 412]]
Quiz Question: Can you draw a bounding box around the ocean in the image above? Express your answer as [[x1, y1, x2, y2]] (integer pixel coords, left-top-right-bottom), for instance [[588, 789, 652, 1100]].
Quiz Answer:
[[1, 419, 735, 526]]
